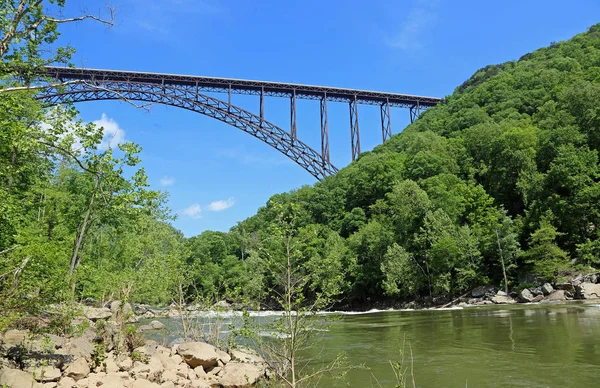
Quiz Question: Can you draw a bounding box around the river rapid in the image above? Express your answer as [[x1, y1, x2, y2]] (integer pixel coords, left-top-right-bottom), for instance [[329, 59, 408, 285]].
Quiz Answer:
[[143, 301, 600, 387]]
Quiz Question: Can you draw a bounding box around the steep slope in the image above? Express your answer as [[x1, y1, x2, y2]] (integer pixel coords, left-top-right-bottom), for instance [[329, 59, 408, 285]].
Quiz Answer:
[[187, 24, 600, 304]]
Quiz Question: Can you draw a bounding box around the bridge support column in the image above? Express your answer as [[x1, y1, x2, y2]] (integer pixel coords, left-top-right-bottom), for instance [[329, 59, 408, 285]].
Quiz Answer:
[[320, 93, 330, 164], [380, 98, 392, 142], [409, 102, 421, 123], [260, 86, 265, 128], [290, 89, 297, 140], [349, 95, 361, 161]]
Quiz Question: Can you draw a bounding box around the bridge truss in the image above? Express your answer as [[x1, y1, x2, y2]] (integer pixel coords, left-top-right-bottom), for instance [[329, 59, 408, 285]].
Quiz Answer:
[[37, 67, 442, 179]]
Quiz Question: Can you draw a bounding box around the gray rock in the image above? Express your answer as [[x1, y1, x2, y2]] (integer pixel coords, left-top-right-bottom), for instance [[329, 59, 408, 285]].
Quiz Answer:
[[496, 290, 508, 297], [83, 306, 112, 321], [63, 336, 94, 360], [532, 294, 544, 302], [213, 300, 232, 310], [554, 282, 575, 293], [545, 290, 567, 301], [177, 342, 219, 369], [575, 282, 600, 299], [64, 357, 90, 381], [491, 295, 517, 304], [531, 287, 543, 296], [2, 329, 28, 348], [149, 320, 165, 330], [541, 283, 554, 296], [471, 285, 496, 298], [219, 362, 264, 388], [518, 288, 535, 303], [0, 368, 42, 388], [32, 366, 61, 382]]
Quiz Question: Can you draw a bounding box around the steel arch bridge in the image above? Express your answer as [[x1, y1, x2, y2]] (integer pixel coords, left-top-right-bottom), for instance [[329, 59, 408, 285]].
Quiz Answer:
[[36, 67, 442, 180]]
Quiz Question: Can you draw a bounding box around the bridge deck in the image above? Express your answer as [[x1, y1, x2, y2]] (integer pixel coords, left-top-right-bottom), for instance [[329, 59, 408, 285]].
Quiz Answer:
[[42, 66, 442, 108]]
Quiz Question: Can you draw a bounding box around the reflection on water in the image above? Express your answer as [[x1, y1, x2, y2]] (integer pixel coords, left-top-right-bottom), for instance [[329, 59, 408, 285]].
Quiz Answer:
[[143, 302, 600, 387]]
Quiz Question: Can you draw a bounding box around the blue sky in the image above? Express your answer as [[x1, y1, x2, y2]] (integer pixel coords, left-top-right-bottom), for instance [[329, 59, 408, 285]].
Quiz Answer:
[[57, 0, 600, 236]]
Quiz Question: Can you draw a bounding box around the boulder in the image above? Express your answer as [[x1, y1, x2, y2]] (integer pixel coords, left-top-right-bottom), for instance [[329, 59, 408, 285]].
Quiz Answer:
[[110, 301, 134, 322], [33, 366, 62, 382], [545, 290, 567, 300], [532, 295, 544, 302], [213, 300, 232, 310], [117, 356, 133, 371], [554, 282, 576, 293], [57, 377, 76, 388], [160, 382, 176, 388], [177, 342, 219, 369], [491, 295, 517, 304], [217, 349, 231, 364], [83, 306, 112, 321], [229, 348, 265, 365], [0, 368, 43, 388], [162, 369, 179, 382], [219, 362, 264, 388], [64, 357, 90, 381], [64, 336, 94, 360], [2, 329, 28, 347], [541, 283, 554, 296], [496, 290, 507, 297], [132, 379, 161, 388], [531, 287, 543, 296], [100, 373, 126, 388], [575, 282, 600, 299], [471, 285, 496, 298], [149, 320, 165, 330], [518, 288, 534, 303]]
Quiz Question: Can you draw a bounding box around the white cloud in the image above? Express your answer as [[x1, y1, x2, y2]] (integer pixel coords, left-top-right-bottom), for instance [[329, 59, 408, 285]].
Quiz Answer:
[[206, 197, 235, 212], [385, 1, 438, 52], [94, 113, 126, 151], [130, 0, 226, 37], [160, 176, 176, 186], [180, 197, 235, 219], [182, 203, 202, 219]]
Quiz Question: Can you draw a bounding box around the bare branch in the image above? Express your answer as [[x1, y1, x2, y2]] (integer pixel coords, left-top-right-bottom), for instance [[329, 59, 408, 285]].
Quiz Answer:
[[38, 140, 97, 174], [45, 6, 115, 27], [0, 246, 18, 255], [0, 79, 83, 93]]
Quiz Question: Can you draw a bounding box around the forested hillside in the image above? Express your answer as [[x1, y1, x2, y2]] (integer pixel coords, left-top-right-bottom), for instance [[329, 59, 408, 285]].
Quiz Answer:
[[2, 9, 600, 318], [183, 24, 600, 305]]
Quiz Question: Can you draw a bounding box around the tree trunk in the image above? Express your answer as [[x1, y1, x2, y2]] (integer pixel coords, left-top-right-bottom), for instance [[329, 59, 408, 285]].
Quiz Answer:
[[69, 176, 99, 294], [496, 228, 509, 295]]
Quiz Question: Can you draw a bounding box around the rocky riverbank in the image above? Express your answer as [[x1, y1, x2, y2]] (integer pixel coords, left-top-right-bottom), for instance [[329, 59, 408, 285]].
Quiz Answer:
[[0, 301, 269, 388]]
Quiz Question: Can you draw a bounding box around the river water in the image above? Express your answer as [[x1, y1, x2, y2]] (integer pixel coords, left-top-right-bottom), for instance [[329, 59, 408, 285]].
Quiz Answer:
[[145, 301, 600, 387]]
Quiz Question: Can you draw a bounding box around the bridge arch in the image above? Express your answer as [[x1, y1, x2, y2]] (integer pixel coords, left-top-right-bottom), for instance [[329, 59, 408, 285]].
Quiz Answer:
[[37, 81, 338, 180]]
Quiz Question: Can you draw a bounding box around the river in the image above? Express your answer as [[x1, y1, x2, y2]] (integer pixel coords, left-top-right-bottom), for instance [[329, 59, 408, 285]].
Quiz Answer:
[[144, 301, 600, 387]]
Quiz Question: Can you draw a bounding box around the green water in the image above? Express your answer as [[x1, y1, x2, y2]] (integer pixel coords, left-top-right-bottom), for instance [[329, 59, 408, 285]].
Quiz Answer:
[[146, 302, 600, 387]]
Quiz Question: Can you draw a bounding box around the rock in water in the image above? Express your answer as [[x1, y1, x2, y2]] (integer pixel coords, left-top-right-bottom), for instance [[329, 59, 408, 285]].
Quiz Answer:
[[518, 288, 534, 303], [491, 295, 517, 304], [219, 362, 264, 388], [575, 282, 600, 299], [149, 320, 165, 330], [545, 290, 567, 300], [177, 342, 219, 369], [541, 283, 554, 296]]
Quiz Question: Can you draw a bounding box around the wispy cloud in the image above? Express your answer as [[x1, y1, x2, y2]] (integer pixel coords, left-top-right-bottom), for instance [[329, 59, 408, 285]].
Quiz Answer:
[[180, 197, 235, 219], [206, 197, 235, 212], [94, 113, 127, 151], [160, 176, 176, 187], [385, 0, 439, 52], [182, 203, 202, 219], [129, 0, 226, 37]]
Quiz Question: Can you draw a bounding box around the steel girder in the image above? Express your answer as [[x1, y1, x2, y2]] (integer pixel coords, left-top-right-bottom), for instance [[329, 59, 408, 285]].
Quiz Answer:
[[41, 66, 443, 108], [36, 81, 338, 180]]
